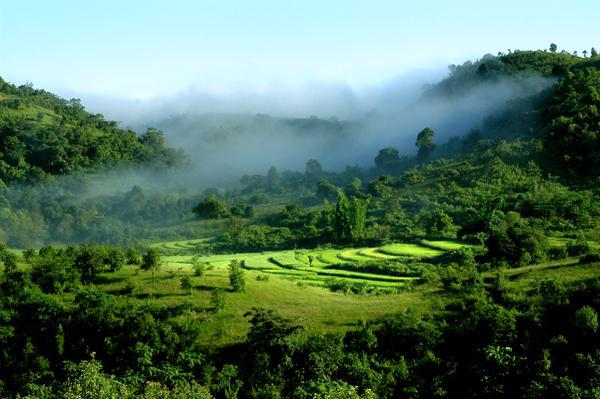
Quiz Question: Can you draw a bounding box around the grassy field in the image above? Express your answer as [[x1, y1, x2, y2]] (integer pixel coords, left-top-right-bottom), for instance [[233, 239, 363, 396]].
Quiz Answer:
[[91, 262, 436, 347], [13, 236, 598, 347], [84, 239, 600, 346], [5, 235, 593, 348], [76, 239, 470, 345]]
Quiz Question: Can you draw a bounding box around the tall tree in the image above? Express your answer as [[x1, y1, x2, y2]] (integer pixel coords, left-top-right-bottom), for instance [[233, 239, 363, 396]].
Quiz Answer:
[[333, 189, 369, 243], [416, 127, 436, 162], [228, 259, 246, 292], [266, 166, 282, 193], [374, 147, 400, 171], [180, 275, 192, 295], [141, 248, 161, 280]]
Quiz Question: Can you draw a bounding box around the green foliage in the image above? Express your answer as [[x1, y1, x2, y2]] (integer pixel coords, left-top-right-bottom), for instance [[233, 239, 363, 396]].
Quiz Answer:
[[61, 360, 131, 399], [0, 78, 185, 185], [192, 256, 206, 277], [316, 179, 338, 201], [141, 248, 161, 279], [574, 305, 598, 336], [543, 68, 600, 179], [418, 209, 455, 238], [192, 195, 230, 219], [375, 147, 407, 173], [416, 127, 436, 162], [228, 259, 246, 292], [30, 247, 80, 293], [180, 275, 193, 295], [333, 189, 369, 243], [3, 48, 600, 398], [210, 289, 226, 313], [126, 247, 142, 266]]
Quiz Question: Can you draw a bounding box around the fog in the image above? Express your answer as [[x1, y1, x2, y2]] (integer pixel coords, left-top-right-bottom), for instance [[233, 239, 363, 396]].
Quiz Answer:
[[75, 65, 553, 189]]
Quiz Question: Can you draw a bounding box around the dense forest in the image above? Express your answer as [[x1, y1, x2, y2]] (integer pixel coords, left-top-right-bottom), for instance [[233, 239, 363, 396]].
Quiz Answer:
[[1, 46, 600, 398]]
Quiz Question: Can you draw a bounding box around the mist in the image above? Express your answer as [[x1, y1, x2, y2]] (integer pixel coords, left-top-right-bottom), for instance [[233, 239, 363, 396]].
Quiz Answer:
[[71, 65, 554, 190]]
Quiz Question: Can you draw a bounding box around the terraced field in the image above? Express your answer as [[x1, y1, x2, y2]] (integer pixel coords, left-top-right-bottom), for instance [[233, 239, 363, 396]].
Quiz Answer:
[[546, 236, 600, 249], [150, 238, 211, 252], [160, 239, 476, 290]]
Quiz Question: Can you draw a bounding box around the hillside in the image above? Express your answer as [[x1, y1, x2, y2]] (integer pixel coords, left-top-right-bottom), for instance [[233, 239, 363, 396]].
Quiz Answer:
[[0, 77, 186, 185], [1, 48, 600, 398]]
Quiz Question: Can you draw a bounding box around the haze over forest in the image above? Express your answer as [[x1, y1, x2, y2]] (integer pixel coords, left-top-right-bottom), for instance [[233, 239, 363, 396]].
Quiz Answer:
[[1, 2, 600, 399]]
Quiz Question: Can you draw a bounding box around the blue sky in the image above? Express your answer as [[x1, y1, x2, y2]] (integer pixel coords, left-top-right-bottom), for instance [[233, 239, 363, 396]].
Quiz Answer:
[[1, 0, 598, 99]]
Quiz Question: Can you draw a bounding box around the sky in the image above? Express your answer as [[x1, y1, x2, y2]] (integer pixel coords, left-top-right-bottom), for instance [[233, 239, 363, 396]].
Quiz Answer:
[[1, 0, 599, 100]]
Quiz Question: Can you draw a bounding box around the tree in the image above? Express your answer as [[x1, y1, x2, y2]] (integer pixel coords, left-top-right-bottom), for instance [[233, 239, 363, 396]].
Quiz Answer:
[[180, 275, 193, 295], [105, 247, 125, 272], [210, 288, 226, 313], [419, 209, 455, 238], [543, 69, 600, 179], [61, 360, 131, 399], [346, 177, 363, 197], [305, 159, 323, 184], [574, 306, 598, 336], [591, 47, 598, 58], [333, 189, 370, 243], [316, 179, 337, 200], [416, 127, 436, 161], [192, 256, 206, 277], [73, 245, 106, 284], [374, 147, 400, 171], [228, 259, 246, 292], [367, 175, 393, 197], [192, 195, 229, 219], [550, 43, 558, 53], [266, 166, 282, 193], [126, 247, 141, 266], [0, 255, 29, 296], [141, 248, 160, 280], [305, 159, 323, 176]]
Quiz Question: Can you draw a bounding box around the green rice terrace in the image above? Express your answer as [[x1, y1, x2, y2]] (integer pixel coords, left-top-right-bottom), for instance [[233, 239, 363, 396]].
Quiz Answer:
[[81, 235, 600, 347], [153, 239, 472, 290], [76, 238, 474, 345]]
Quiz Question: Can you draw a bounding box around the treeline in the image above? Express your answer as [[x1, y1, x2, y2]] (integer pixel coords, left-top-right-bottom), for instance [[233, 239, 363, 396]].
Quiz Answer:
[[0, 181, 202, 248]]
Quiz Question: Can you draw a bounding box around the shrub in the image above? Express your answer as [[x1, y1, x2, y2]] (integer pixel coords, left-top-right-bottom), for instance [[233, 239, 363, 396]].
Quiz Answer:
[[579, 252, 600, 264]]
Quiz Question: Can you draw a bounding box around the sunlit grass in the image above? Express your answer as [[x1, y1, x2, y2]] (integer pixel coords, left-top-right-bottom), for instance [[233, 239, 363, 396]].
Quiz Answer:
[[378, 243, 444, 258]]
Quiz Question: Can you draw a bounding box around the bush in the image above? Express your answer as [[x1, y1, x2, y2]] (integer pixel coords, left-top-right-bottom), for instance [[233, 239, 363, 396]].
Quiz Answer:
[[548, 245, 568, 260], [567, 238, 590, 256], [579, 252, 600, 264]]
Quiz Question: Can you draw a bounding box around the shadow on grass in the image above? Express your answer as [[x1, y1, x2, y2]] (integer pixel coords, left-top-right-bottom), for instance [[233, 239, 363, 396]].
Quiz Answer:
[[193, 284, 234, 293], [93, 275, 128, 285], [134, 292, 188, 299]]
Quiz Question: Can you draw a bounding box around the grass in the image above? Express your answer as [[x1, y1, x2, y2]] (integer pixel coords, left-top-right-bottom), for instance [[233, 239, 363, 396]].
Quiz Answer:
[[359, 248, 398, 260], [91, 263, 432, 347], [378, 243, 444, 258], [64, 238, 484, 346], [90, 248, 600, 347], [419, 239, 477, 251], [337, 249, 380, 263], [8, 235, 596, 348]]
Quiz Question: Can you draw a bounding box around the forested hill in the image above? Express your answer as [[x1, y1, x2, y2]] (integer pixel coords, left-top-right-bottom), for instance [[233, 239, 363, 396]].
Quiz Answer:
[[426, 49, 600, 182], [427, 49, 599, 97], [0, 77, 186, 185]]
